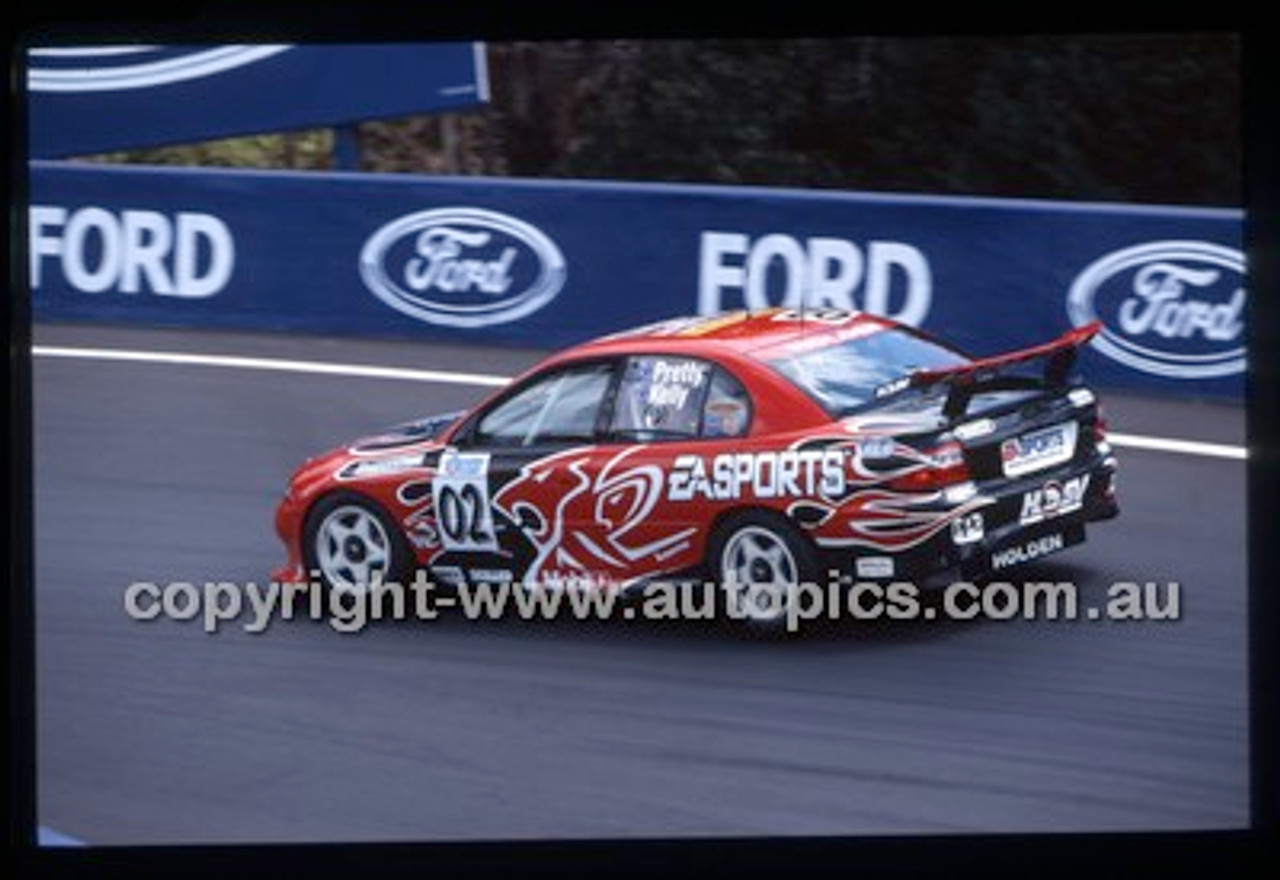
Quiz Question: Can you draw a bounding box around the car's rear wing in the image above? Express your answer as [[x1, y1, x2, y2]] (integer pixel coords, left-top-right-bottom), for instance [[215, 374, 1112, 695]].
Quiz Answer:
[[907, 321, 1102, 419]]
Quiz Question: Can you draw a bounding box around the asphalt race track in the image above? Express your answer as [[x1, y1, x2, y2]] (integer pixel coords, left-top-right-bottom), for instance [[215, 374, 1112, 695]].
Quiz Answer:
[[30, 323, 1248, 845]]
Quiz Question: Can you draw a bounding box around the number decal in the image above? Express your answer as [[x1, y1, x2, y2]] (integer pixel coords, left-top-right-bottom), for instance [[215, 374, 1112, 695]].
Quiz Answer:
[[433, 450, 498, 552], [437, 483, 491, 545]]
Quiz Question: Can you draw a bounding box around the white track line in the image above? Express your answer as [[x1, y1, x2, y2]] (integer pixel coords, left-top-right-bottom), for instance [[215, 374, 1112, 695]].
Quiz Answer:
[[32, 344, 1246, 461], [32, 344, 511, 387], [1107, 432, 1245, 461]]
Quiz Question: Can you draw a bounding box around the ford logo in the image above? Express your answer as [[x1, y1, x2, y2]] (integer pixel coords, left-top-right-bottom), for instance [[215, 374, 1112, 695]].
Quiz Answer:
[[1066, 240, 1245, 379], [359, 207, 567, 328]]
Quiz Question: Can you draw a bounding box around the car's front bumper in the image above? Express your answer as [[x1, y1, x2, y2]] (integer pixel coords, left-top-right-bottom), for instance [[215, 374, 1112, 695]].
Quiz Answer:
[[270, 487, 309, 586]]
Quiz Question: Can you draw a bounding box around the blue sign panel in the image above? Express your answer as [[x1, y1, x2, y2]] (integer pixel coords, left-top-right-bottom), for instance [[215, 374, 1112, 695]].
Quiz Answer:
[[27, 43, 489, 158], [27, 160, 1244, 397]]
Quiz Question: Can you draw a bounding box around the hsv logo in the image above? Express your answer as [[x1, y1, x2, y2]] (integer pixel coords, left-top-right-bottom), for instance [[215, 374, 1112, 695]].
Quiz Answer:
[[1066, 240, 1245, 379], [359, 207, 567, 328], [1019, 475, 1090, 526]]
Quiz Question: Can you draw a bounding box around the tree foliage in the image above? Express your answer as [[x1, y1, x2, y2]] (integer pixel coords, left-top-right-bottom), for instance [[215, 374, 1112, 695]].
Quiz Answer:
[[82, 34, 1240, 206]]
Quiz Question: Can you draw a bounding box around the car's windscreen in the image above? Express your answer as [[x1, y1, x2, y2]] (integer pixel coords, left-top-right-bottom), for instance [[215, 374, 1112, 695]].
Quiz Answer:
[[762, 328, 969, 415]]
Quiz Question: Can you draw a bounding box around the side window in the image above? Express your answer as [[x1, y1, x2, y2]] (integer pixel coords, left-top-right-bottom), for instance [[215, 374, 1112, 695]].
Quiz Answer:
[[472, 362, 614, 447], [607, 356, 750, 441], [608, 356, 710, 441], [701, 366, 751, 438]]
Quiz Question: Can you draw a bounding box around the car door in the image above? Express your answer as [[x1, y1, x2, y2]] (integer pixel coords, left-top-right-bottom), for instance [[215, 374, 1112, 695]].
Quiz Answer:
[[434, 359, 619, 588], [568, 354, 753, 585]]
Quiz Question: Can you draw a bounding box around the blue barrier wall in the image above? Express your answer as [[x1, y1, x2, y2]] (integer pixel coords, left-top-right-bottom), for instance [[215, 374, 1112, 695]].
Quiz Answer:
[[28, 160, 1244, 397]]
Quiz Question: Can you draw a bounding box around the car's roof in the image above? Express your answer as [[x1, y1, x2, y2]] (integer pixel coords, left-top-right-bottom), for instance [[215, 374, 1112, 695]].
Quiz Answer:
[[458, 308, 900, 440], [565, 307, 899, 361]]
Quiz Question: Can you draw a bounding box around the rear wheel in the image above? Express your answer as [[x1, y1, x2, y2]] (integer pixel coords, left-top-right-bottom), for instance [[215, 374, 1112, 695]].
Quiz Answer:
[[708, 511, 821, 634], [304, 492, 412, 597]]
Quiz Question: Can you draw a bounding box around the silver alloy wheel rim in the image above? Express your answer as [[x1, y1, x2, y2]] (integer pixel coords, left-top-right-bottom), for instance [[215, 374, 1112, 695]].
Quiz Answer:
[[315, 504, 392, 595], [720, 525, 799, 623]]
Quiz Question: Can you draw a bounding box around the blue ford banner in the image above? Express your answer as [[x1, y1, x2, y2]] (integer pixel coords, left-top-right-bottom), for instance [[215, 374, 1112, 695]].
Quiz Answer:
[[27, 43, 489, 158], [27, 160, 1244, 397]]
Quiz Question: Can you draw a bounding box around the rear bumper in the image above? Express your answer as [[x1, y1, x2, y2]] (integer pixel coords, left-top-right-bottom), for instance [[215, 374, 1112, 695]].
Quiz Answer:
[[956, 458, 1117, 581], [820, 453, 1118, 585]]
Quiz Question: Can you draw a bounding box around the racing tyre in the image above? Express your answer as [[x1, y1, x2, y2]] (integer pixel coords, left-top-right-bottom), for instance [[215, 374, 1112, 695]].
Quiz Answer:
[[303, 492, 413, 598], [708, 511, 822, 636]]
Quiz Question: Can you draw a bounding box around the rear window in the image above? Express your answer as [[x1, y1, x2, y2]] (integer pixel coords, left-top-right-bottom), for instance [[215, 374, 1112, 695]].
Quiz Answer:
[[761, 327, 969, 416]]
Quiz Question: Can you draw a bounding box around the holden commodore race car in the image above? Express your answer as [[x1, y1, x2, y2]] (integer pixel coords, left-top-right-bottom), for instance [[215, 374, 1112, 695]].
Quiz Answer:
[[272, 307, 1118, 629]]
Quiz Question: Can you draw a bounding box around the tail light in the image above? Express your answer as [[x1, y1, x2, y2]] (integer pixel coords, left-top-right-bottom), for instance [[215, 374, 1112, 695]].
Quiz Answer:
[[1094, 405, 1110, 444], [886, 441, 971, 491], [1094, 404, 1118, 499]]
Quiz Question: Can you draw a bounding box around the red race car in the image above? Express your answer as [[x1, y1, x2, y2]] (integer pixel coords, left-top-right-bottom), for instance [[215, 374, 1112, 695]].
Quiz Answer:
[[273, 308, 1118, 627]]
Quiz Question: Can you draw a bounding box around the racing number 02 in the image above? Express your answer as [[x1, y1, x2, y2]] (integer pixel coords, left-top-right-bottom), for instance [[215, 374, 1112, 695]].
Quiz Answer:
[[436, 482, 494, 548], [432, 450, 498, 552]]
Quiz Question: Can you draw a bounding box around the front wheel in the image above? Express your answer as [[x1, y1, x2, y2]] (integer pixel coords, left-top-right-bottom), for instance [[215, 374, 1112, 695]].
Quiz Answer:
[[707, 511, 821, 634], [303, 492, 412, 596]]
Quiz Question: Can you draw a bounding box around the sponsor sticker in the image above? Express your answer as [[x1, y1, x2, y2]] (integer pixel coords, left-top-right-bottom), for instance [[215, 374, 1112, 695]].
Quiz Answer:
[[429, 565, 466, 587], [856, 556, 895, 579], [667, 450, 846, 502], [873, 376, 911, 398], [337, 453, 423, 480], [950, 512, 984, 545], [1019, 474, 1090, 526], [953, 418, 996, 441], [1001, 421, 1077, 478], [856, 437, 895, 460], [990, 532, 1067, 572], [1066, 388, 1096, 408]]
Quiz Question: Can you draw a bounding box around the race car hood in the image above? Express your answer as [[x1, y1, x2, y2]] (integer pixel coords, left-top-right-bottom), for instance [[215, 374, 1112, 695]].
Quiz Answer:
[[283, 410, 463, 496], [346, 410, 465, 454]]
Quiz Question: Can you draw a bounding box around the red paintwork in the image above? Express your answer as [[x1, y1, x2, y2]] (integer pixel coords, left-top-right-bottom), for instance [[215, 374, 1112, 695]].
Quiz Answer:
[[271, 308, 1098, 589]]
